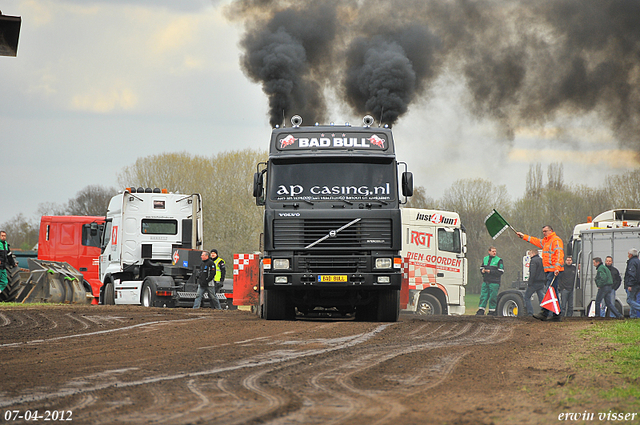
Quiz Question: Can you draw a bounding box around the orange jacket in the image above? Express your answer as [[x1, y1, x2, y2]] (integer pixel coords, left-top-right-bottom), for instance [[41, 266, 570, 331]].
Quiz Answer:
[[523, 231, 564, 273]]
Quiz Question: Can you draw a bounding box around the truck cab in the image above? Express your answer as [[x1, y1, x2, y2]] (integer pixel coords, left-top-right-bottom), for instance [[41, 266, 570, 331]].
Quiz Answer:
[[99, 188, 204, 306], [253, 115, 413, 321], [38, 216, 105, 303], [400, 208, 467, 315]]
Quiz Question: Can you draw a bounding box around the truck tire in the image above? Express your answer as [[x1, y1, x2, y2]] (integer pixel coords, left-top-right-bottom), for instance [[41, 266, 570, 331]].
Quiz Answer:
[[0, 265, 23, 302], [497, 293, 524, 317], [141, 280, 157, 307], [263, 289, 294, 320], [416, 293, 442, 316], [355, 298, 376, 321], [103, 280, 115, 305], [377, 289, 400, 322]]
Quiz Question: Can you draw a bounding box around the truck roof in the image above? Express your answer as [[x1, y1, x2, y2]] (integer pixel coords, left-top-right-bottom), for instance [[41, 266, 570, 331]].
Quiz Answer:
[[40, 216, 105, 224], [592, 209, 640, 226]]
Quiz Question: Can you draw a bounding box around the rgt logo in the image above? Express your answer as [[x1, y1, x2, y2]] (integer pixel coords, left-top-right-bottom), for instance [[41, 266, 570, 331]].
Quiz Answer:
[[410, 231, 432, 247]]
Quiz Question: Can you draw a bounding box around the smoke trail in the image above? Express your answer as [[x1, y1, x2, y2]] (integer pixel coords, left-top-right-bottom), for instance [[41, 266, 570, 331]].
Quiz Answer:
[[343, 25, 441, 126], [234, 2, 338, 127], [229, 0, 640, 151]]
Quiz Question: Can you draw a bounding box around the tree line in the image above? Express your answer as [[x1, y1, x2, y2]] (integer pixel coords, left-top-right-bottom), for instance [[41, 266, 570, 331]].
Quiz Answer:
[[407, 164, 640, 293], [3, 152, 640, 294]]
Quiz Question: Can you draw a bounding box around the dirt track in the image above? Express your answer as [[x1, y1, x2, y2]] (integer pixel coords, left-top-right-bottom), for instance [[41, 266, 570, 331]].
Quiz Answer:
[[0, 306, 623, 424]]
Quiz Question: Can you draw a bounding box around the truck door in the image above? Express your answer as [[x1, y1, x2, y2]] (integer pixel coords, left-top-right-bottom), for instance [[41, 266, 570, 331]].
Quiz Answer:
[[404, 223, 437, 288], [435, 227, 465, 306]]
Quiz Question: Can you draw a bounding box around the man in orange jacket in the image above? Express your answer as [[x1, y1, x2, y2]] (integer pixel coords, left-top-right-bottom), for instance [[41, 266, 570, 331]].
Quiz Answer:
[[516, 225, 564, 321]]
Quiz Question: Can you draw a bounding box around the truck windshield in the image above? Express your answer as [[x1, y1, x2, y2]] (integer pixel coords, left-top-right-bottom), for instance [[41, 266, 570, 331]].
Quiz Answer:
[[268, 159, 397, 203], [141, 219, 178, 235]]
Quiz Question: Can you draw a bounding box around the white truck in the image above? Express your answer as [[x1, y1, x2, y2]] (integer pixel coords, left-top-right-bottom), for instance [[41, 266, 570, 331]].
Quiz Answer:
[[99, 188, 231, 307], [400, 208, 467, 315], [568, 209, 640, 317]]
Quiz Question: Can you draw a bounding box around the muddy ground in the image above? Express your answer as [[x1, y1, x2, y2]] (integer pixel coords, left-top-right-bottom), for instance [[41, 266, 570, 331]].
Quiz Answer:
[[0, 306, 635, 424]]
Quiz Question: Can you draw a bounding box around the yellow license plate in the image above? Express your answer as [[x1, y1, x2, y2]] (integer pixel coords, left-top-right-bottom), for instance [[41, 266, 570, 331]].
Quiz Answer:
[[318, 275, 348, 283]]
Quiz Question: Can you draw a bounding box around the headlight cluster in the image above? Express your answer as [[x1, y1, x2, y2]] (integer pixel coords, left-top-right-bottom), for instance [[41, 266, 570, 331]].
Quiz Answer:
[[273, 259, 290, 270], [375, 258, 392, 269]]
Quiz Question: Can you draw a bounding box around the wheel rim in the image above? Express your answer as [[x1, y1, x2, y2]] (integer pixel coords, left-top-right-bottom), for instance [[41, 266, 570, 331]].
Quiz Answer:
[[417, 301, 434, 315], [502, 300, 518, 317]]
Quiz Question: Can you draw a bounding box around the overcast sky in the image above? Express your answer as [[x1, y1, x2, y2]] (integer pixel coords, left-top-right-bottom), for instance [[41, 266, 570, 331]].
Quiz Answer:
[[1, 0, 636, 224]]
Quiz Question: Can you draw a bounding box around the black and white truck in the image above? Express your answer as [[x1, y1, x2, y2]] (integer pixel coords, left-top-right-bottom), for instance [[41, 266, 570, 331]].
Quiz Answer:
[[252, 115, 413, 321]]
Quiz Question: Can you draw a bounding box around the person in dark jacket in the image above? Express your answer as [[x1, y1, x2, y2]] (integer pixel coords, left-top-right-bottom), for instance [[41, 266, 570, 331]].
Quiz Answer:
[[524, 249, 546, 316], [193, 251, 222, 310], [602, 256, 621, 317], [476, 246, 504, 316], [593, 257, 623, 319], [558, 256, 577, 317], [0, 231, 17, 293], [624, 248, 640, 318]]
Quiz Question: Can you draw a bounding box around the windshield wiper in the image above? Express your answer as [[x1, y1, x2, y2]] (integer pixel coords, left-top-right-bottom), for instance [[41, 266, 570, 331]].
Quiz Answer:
[[304, 218, 361, 249], [332, 199, 353, 207], [366, 199, 388, 206]]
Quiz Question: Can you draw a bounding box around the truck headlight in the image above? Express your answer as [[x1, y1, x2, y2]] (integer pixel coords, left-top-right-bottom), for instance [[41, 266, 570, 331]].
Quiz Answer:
[[273, 259, 290, 270], [275, 276, 288, 283], [375, 258, 392, 269]]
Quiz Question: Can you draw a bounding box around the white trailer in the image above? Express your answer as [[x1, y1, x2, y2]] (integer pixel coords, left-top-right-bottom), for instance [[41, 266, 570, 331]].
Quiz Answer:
[[568, 209, 640, 317], [400, 208, 467, 315]]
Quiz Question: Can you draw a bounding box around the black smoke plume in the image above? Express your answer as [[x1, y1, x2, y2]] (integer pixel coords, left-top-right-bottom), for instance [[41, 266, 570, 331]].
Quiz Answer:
[[228, 0, 640, 150]]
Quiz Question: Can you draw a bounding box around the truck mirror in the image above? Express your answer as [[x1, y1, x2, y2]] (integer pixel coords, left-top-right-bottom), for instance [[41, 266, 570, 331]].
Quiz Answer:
[[0, 13, 21, 57], [90, 222, 99, 236], [253, 172, 263, 198], [402, 172, 414, 197]]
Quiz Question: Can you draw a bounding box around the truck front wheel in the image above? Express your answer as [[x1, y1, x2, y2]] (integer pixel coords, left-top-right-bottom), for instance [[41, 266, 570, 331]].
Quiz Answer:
[[416, 293, 442, 316], [103, 280, 115, 305], [497, 293, 524, 317], [377, 289, 400, 322], [263, 289, 294, 320]]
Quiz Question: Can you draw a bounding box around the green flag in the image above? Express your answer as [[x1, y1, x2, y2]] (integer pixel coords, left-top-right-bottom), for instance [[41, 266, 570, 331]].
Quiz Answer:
[[484, 209, 511, 239]]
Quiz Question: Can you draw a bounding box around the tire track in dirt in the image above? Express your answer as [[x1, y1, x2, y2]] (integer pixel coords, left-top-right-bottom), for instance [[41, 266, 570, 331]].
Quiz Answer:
[[0, 312, 515, 425]]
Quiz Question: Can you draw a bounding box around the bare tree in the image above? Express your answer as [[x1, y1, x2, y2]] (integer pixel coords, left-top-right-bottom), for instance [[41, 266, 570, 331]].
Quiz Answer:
[[404, 186, 438, 209], [440, 178, 513, 293], [0, 213, 38, 251], [66, 185, 118, 216], [117, 149, 267, 264]]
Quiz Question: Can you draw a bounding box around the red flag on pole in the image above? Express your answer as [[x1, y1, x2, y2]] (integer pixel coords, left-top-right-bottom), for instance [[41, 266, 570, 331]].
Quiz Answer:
[[540, 285, 561, 315]]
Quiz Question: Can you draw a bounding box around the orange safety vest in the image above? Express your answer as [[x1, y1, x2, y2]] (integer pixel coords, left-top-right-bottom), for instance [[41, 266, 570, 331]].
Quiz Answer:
[[523, 231, 564, 273]]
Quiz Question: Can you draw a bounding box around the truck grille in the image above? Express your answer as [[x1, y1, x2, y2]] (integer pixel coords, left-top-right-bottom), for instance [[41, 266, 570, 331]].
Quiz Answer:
[[297, 255, 367, 273], [273, 218, 392, 249]]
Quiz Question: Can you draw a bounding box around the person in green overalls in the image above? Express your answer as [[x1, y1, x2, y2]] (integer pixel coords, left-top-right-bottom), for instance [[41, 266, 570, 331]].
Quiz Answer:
[[0, 231, 17, 293], [476, 246, 504, 316]]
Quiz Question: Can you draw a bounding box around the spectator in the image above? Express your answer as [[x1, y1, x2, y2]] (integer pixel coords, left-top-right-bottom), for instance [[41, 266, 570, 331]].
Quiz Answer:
[[476, 247, 504, 316], [0, 231, 17, 293], [624, 248, 640, 319], [193, 251, 222, 310], [602, 256, 621, 317], [558, 256, 577, 317], [524, 249, 546, 317], [210, 249, 226, 294], [516, 225, 564, 322], [593, 257, 623, 319]]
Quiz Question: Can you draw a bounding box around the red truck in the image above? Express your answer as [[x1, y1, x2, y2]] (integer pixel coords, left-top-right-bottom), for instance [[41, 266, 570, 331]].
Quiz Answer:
[[37, 216, 105, 304]]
